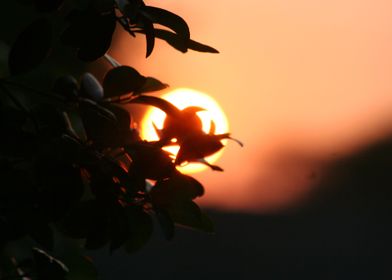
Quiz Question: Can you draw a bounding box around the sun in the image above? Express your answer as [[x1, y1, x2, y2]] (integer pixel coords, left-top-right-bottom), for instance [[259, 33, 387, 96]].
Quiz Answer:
[[140, 88, 229, 174]]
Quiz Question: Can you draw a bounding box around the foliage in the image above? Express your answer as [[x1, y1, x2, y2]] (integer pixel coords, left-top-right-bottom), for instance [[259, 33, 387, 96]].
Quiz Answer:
[[0, 0, 239, 279]]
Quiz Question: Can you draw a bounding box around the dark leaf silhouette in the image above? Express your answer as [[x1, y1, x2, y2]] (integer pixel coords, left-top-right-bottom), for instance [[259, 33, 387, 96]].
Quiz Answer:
[[8, 18, 52, 75], [34, 0, 64, 12], [125, 142, 175, 180], [61, 9, 116, 61], [129, 95, 205, 142], [136, 29, 219, 53], [124, 206, 153, 253], [155, 208, 175, 240], [139, 15, 156, 57], [129, 95, 180, 116], [166, 200, 213, 233], [53, 75, 79, 101], [33, 248, 68, 280], [103, 66, 146, 98], [176, 133, 242, 168], [138, 77, 169, 93], [109, 205, 131, 252], [151, 172, 204, 207], [141, 6, 190, 42]]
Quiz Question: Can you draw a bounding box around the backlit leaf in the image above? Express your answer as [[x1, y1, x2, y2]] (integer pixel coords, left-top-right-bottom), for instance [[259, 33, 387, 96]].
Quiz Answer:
[[141, 6, 190, 42], [137, 77, 168, 94], [103, 66, 146, 98], [139, 15, 155, 57]]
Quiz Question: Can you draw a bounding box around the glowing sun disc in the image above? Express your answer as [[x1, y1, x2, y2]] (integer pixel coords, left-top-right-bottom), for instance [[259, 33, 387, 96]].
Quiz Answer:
[[141, 88, 229, 173]]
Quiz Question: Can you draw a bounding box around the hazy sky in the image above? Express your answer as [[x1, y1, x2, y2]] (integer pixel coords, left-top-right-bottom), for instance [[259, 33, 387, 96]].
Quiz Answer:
[[110, 0, 392, 212]]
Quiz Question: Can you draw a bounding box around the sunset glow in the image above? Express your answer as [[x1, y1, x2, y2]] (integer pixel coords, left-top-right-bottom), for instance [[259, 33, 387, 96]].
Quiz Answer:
[[140, 88, 229, 173], [110, 0, 392, 212]]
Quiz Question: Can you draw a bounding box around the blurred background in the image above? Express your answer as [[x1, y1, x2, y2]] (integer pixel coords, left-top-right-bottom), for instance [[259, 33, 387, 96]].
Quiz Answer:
[[111, 0, 392, 213]]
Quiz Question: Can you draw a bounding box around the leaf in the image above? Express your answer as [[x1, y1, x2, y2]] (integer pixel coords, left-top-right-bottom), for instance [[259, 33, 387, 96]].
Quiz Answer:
[[141, 6, 190, 42], [124, 206, 153, 253], [62, 200, 111, 250], [35, 160, 85, 221], [8, 18, 52, 75], [175, 133, 226, 165], [34, 0, 65, 12], [31, 103, 66, 137], [80, 73, 104, 101], [139, 15, 155, 57], [125, 142, 175, 180], [32, 248, 68, 280], [61, 9, 116, 61], [93, 0, 115, 13], [155, 208, 174, 240], [150, 172, 205, 207], [188, 38, 220, 53], [59, 200, 100, 239], [128, 95, 180, 117], [165, 201, 214, 233], [63, 110, 88, 142], [53, 75, 79, 101], [104, 104, 131, 130], [79, 100, 130, 148], [103, 66, 146, 98], [137, 77, 168, 94], [136, 28, 219, 53], [109, 204, 131, 253]]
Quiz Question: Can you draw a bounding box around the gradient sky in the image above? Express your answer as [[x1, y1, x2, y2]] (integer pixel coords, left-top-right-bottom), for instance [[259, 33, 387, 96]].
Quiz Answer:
[[109, 0, 392, 212]]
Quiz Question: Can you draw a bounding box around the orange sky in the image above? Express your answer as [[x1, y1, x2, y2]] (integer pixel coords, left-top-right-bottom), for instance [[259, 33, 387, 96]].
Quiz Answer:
[[108, 0, 392, 212]]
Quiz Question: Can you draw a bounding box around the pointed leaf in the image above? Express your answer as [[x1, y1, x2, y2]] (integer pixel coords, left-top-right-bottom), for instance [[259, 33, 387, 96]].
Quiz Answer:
[[137, 77, 168, 94], [9, 18, 52, 75], [32, 248, 68, 280], [137, 29, 219, 53], [103, 66, 146, 98], [139, 15, 155, 57], [128, 95, 180, 116], [141, 6, 190, 41]]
